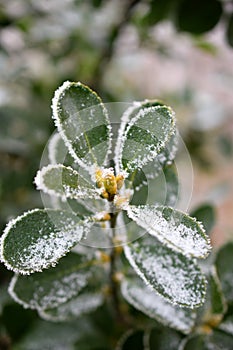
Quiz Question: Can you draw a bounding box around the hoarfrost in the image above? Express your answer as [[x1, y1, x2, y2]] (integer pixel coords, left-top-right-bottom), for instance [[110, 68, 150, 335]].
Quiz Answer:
[[126, 205, 211, 258]]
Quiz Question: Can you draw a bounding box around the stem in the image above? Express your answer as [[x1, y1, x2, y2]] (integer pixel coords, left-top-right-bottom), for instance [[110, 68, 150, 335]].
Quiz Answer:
[[109, 212, 121, 321]]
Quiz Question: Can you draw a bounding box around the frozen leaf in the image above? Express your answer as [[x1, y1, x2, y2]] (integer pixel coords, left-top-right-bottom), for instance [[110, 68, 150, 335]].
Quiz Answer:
[[126, 205, 211, 258], [122, 277, 196, 333], [35, 164, 99, 201], [0, 209, 92, 274], [124, 235, 207, 308], [114, 100, 166, 173], [9, 252, 95, 310], [117, 104, 176, 173], [215, 242, 233, 303], [191, 203, 216, 234], [52, 81, 112, 170], [39, 289, 103, 321]]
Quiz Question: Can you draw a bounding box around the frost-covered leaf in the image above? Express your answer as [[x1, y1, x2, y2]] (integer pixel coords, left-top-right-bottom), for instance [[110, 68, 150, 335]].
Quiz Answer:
[[117, 104, 176, 173], [215, 242, 233, 303], [8, 252, 97, 310], [126, 205, 211, 258], [124, 235, 207, 308], [52, 81, 112, 170], [191, 203, 216, 234], [35, 164, 99, 200], [114, 100, 166, 173], [121, 278, 196, 333], [39, 289, 103, 321], [0, 209, 92, 274]]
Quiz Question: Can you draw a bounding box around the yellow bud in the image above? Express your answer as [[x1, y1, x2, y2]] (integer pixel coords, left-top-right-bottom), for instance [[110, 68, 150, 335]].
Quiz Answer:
[[103, 173, 117, 195], [116, 174, 124, 190]]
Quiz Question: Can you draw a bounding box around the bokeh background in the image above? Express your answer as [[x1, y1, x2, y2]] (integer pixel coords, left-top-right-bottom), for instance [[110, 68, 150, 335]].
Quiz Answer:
[[0, 0, 233, 348]]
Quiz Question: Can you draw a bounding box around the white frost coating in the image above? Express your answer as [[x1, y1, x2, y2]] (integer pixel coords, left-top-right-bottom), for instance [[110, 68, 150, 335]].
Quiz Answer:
[[8, 269, 90, 310], [51, 81, 112, 172], [126, 205, 211, 258], [39, 292, 103, 322], [219, 317, 233, 336], [48, 133, 64, 164], [124, 239, 207, 308], [117, 105, 176, 172], [121, 279, 196, 334], [34, 164, 100, 201], [0, 209, 92, 274]]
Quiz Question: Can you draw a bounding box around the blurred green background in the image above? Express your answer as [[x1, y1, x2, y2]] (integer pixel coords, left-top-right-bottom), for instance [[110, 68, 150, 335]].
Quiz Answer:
[[0, 0, 233, 348]]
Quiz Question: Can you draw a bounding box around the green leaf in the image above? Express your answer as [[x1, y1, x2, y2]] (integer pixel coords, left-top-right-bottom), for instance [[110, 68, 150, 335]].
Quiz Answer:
[[8, 252, 97, 310], [215, 242, 233, 304], [124, 235, 207, 308], [176, 0, 222, 34], [208, 267, 227, 317], [116, 330, 145, 350], [0, 209, 91, 274], [191, 203, 216, 234], [126, 205, 211, 258], [117, 104, 176, 173], [35, 164, 99, 200], [121, 277, 196, 334], [52, 81, 112, 170], [48, 132, 76, 166], [226, 13, 233, 47], [13, 318, 93, 350], [149, 327, 182, 350], [181, 331, 233, 350], [39, 289, 103, 322], [143, 0, 174, 26]]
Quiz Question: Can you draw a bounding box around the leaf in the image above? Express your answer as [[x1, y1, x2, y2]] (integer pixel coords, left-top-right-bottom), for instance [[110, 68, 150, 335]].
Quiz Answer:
[[116, 330, 145, 350], [117, 104, 176, 173], [52, 81, 112, 170], [226, 13, 233, 47], [0, 209, 92, 274], [208, 267, 227, 317], [14, 318, 93, 350], [149, 327, 182, 350], [39, 289, 103, 322], [124, 235, 207, 308], [215, 242, 233, 303], [176, 0, 222, 34], [128, 164, 179, 208], [114, 100, 166, 173], [35, 164, 99, 200], [191, 203, 216, 234], [181, 331, 233, 350], [48, 132, 75, 166], [8, 252, 97, 310], [126, 205, 211, 258], [121, 277, 196, 334]]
